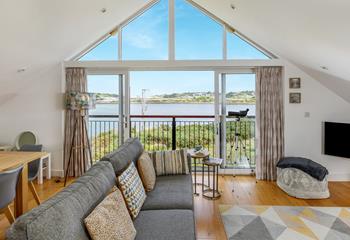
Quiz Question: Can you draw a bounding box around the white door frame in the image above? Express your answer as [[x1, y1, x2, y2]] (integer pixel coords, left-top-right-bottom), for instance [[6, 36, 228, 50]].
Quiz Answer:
[[86, 70, 129, 146], [123, 71, 131, 141], [214, 69, 255, 167]]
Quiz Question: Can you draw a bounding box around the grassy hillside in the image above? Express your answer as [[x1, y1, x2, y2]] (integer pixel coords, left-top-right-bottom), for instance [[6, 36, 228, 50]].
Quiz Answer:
[[94, 91, 255, 104]]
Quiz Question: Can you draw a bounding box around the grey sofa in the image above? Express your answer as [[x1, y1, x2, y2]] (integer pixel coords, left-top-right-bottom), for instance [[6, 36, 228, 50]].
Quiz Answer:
[[7, 138, 195, 240]]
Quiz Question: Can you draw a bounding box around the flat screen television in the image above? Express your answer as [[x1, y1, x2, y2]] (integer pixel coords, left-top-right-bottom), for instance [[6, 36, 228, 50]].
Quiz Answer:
[[324, 122, 350, 158]]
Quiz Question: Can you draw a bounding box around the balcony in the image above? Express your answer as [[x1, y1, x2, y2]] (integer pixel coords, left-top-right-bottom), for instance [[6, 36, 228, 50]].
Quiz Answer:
[[88, 115, 256, 169]]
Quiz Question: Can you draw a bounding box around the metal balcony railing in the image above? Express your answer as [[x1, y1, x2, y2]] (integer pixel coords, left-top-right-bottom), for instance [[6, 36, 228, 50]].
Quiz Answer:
[[88, 115, 256, 168]]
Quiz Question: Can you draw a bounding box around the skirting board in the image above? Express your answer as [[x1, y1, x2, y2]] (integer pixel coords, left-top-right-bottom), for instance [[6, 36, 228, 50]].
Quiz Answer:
[[51, 169, 64, 178], [328, 173, 350, 181]]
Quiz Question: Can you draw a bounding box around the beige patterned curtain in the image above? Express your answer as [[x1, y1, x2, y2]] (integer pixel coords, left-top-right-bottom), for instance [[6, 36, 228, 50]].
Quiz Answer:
[[255, 67, 284, 181], [64, 68, 91, 177]]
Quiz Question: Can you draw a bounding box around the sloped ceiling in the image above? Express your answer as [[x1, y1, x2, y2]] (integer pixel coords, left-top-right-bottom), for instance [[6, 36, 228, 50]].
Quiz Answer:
[[0, 0, 349, 102], [0, 0, 150, 92], [193, 0, 350, 102]]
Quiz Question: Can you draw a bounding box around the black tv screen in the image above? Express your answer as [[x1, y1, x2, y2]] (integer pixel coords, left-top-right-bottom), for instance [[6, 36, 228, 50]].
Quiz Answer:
[[324, 122, 350, 158]]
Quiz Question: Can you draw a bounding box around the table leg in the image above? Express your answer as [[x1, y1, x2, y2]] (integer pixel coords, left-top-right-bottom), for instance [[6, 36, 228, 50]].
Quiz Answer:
[[14, 164, 28, 217], [213, 166, 216, 199], [202, 162, 204, 193], [38, 158, 43, 185], [47, 153, 51, 179], [207, 164, 210, 188], [194, 158, 198, 195], [216, 165, 219, 193]]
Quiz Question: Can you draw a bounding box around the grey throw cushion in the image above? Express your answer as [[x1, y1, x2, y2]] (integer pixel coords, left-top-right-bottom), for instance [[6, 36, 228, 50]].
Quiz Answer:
[[101, 138, 144, 175], [6, 161, 116, 240], [134, 210, 195, 240], [142, 175, 193, 211]]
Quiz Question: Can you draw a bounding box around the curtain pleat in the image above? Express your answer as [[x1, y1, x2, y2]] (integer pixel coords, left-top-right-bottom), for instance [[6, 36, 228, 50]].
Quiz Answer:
[[64, 68, 91, 177], [256, 67, 284, 181]]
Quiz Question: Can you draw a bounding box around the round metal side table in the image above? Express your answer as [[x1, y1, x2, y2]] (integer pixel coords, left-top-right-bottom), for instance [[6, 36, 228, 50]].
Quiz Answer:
[[188, 149, 209, 196], [202, 157, 223, 200]]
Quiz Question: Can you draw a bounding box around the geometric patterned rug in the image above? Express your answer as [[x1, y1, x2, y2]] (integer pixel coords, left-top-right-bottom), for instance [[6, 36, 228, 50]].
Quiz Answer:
[[219, 205, 350, 240]]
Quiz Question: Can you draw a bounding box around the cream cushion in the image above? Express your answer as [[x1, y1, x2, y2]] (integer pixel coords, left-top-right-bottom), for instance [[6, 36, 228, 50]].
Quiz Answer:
[[137, 152, 156, 191], [84, 188, 136, 240], [149, 149, 189, 176]]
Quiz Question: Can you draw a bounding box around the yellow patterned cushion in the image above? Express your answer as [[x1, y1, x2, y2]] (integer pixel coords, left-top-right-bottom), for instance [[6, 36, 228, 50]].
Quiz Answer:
[[117, 162, 146, 219], [84, 188, 136, 240], [137, 152, 156, 192]]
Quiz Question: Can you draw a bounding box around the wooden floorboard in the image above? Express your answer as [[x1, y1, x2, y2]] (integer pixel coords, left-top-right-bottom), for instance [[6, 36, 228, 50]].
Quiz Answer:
[[1, 175, 350, 240]]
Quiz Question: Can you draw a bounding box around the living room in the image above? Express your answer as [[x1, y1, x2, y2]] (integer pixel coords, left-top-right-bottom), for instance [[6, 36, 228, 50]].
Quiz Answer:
[[1, 0, 350, 239]]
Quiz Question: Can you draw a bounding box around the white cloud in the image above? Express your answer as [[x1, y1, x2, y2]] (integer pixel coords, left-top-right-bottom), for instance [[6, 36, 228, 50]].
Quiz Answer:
[[124, 33, 155, 49]]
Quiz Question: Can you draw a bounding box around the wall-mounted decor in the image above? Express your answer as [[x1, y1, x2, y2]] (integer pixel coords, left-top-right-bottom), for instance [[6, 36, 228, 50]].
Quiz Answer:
[[289, 93, 301, 104], [289, 78, 301, 89]]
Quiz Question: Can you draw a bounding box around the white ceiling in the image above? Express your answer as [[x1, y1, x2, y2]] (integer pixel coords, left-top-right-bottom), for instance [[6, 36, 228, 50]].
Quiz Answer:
[[0, 0, 349, 101]]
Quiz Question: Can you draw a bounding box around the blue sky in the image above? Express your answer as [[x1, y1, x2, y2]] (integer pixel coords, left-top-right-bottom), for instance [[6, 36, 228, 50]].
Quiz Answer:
[[85, 0, 266, 96]]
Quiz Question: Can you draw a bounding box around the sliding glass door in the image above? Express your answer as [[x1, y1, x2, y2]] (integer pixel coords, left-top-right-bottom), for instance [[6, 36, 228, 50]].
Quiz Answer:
[[129, 71, 217, 154], [215, 71, 256, 169], [87, 72, 129, 161], [86, 69, 256, 169]]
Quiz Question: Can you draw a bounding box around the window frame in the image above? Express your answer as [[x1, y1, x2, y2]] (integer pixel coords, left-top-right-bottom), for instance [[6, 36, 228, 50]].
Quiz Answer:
[[73, 0, 276, 61]]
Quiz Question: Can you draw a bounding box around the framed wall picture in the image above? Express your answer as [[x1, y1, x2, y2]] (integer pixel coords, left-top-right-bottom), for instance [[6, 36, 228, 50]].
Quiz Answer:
[[289, 93, 301, 104], [289, 78, 301, 89]]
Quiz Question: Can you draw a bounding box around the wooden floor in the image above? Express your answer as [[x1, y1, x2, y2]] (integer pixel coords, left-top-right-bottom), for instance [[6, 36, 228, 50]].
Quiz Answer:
[[1, 176, 350, 240]]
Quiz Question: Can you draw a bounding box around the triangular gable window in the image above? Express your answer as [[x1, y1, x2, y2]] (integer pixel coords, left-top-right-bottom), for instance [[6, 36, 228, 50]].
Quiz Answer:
[[122, 0, 168, 60], [227, 32, 270, 60], [77, 0, 274, 61], [79, 34, 118, 61], [175, 0, 223, 60]]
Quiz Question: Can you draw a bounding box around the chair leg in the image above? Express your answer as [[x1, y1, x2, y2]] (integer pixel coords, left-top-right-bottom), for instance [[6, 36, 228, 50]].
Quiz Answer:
[[1, 206, 15, 224], [29, 181, 41, 205]]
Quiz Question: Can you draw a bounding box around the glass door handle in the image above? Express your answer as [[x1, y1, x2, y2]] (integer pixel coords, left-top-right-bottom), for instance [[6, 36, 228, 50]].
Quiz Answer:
[[124, 116, 129, 128]]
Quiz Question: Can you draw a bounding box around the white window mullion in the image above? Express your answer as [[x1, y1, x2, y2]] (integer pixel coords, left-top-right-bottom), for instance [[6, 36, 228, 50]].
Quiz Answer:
[[221, 73, 227, 165], [123, 72, 130, 141], [118, 28, 122, 60], [223, 25, 227, 60], [169, 0, 175, 60], [214, 71, 221, 158]]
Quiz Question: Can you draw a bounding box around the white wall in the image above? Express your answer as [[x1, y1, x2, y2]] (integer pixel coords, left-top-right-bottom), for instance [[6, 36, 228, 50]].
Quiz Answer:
[[0, 0, 151, 177], [1, 60, 349, 180], [284, 62, 350, 181], [0, 63, 65, 176]]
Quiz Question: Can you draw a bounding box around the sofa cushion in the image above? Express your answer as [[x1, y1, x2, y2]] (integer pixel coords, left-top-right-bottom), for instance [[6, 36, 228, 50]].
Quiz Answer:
[[6, 161, 116, 240], [102, 138, 144, 175], [137, 151, 156, 191], [134, 210, 195, 240], [149, 149, 189, 176], [142, 175, 193, 210], [117, 162, 146, 219], [84, 187, 136, 240]]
